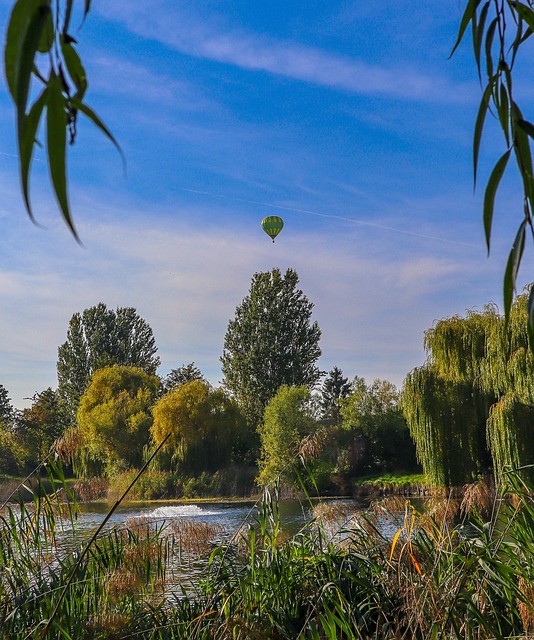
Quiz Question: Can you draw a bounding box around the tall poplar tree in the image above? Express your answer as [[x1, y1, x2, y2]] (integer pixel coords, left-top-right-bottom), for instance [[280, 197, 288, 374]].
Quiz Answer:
[[57, 303, 160, 421], [221, 268, 322, 428]]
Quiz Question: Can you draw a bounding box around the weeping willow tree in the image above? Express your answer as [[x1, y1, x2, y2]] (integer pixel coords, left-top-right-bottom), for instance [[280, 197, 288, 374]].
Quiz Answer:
[[402, 297, 534, 486]]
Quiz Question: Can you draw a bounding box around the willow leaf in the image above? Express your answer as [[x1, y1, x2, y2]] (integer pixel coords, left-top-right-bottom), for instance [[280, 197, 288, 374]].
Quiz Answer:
[[37, 6, 54, 53], [71, 98, 126, 171], [513, 2, 534, 33], [483, 149, 511, 254], [61, 39, 87, 99], [4, 0, 34, 99], [6, 0, 50, 116], [450, 0, 484, 57], [503, 220, 526, 322], [498, 84, 510, 147], [516, 118, 534, 140], [19, 87, 48, 221], [473, 2, 490, 78], [485, 17, 498, 80], [512, 102, 534, 203], [47, 74, 78, 240], [474, 83, 493, 185]]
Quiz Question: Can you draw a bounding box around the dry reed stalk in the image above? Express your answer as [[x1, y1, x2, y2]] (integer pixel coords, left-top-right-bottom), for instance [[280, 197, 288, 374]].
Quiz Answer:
[[74, 477, 109, 502], [460, 476, 495, 518], [312, 500, 351, 524], [298, 429, 326, 462], [86, 612, 133, 639], [170, 519, 225, 557], [105, 569, 143, 600], [55, 427, 84, 460], [419, 497, 458, 534], [518, 576, 534, 637]]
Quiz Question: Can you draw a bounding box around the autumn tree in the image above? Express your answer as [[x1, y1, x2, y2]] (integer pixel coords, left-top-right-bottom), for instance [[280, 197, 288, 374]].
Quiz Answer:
[[257, 385, 317, 486], [221, 268, 322, 428], [75, 365, 159, 476], [152, 380, 245, 473], [57, 303, 160, 421]]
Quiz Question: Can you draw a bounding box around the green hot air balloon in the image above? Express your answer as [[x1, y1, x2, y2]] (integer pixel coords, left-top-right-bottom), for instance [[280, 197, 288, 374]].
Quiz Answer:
[[261, 216, 284, 242]]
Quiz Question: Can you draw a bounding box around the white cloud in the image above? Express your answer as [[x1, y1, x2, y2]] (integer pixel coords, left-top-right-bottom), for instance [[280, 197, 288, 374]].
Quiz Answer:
[[95, 3, 473, 104]]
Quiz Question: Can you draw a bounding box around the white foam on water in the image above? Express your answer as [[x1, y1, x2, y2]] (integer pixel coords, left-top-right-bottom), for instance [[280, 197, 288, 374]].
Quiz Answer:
[[144, 505, 224, 519]]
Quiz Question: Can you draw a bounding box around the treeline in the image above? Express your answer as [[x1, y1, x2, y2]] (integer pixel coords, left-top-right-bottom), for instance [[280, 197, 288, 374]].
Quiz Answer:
[[0, 365, 417, 497], [0, 268, 418, 497], [3, 269, 531, 495]]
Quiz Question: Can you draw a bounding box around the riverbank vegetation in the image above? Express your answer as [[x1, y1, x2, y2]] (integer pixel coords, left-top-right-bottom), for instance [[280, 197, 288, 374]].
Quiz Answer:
[[1, 459, 533, 639]]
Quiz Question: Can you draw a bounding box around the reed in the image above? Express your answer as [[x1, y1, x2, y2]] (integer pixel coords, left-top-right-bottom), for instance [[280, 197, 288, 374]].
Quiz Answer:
[[1, 457, 533, 638]]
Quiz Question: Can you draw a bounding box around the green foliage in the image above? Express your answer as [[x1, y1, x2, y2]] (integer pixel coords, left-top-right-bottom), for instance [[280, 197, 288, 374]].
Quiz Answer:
[[257, 385, 317, 486], [18, 387, 66, 469], [3, 0, 122, 237], [339, 378, 417, 476], [75, 365, 159, 476], [403, 295, 534, 485], [402, 366, 489, 486], [0, 423, 25, 475], [160, 362, 204, 395], [319, 366, 351, 424], [108, 469, 177, 501], [152, 380, 247, 474], [452, 2, 534, 339], [221, 268, 322, 428], [0, 384, 14, 423], [57, 302, 160, 421]]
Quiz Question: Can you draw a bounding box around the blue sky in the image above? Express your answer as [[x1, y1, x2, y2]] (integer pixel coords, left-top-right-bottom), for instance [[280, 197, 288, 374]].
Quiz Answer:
[[0, 1, 532, 408]]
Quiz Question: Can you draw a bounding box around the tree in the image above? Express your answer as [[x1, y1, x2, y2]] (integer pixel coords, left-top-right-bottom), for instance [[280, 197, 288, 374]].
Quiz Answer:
[[75, 365, 159, 476], [18, 388, 66, 468], [160, 363, 204, 395], [221, 268, 322, 428], [257, 385, 317, 486], [402, 297, 534, 486], [151, 380, 246, 473], [339, 378, 417, 477], [0, 384, 14, 424], [0, 384, 22, 474], [57, 302, 160, 421], [319, 366, 351, 424]]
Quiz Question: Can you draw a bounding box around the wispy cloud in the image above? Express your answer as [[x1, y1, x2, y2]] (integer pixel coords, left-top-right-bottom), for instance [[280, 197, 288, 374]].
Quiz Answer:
[[96, 3, 472, 104], [88, 54, 217, 113]]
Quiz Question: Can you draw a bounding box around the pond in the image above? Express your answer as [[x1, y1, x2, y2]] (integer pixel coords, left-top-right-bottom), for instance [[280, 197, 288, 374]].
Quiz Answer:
[[72, 494, 424, 544]]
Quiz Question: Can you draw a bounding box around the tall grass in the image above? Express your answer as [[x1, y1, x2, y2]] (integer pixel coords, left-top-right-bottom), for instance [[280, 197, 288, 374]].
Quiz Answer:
[[0, 459, 533, 639]]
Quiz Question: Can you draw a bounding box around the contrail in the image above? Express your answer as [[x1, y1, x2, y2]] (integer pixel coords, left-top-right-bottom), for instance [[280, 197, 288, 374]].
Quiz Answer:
[[180, 187, 479, 248]]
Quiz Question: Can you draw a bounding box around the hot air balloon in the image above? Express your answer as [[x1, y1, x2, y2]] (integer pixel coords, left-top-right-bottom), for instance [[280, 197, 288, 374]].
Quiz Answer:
[[261, 216, 284, 242]]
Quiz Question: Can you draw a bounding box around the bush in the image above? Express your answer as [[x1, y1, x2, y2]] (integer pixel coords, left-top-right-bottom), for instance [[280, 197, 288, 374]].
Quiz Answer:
[[108, 470, 177, 501]]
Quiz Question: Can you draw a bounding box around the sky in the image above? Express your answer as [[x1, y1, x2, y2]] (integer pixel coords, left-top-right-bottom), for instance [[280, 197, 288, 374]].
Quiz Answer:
[[0, 1, 533, 409]]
